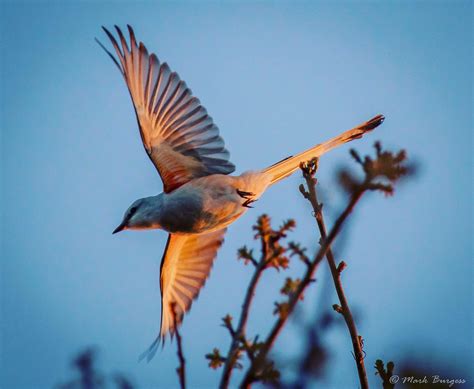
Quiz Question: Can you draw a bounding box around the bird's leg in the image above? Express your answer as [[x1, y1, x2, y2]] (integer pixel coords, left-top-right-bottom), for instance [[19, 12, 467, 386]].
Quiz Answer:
[[236, 189, 256, 208]]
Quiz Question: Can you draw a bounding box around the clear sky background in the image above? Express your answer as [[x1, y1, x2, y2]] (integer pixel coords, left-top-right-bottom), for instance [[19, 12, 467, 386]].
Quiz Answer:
[[1, 1, 472, 388]]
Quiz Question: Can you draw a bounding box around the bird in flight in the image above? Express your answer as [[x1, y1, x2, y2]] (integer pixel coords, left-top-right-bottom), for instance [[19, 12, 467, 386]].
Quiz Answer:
[[97, 25, 384, 360]]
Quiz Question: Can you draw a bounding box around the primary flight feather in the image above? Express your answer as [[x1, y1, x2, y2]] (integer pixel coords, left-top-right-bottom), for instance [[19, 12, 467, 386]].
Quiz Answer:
[[98, 25, 384, 361]]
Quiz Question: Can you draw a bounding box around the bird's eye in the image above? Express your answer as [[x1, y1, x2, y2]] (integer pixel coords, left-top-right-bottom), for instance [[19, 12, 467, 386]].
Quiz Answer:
[[129, 206, 137, 215]]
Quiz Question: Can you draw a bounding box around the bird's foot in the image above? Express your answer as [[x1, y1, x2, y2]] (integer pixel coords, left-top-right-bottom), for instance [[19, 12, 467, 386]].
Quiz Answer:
[[236, 189, 256, 208]]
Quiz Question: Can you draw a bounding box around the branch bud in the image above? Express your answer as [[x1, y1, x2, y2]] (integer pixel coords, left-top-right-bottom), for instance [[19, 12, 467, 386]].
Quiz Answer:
[[337, 261, 347, 274], [332, 304, 343, 314]]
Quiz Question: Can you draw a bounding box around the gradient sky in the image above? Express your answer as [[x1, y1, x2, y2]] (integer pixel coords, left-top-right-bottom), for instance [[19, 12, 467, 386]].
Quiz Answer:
[[1, 1, 472, 388]]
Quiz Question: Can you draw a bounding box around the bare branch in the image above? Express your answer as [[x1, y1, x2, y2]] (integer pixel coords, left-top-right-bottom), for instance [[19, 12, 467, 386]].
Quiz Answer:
[[301, 157, 369, 389], [171, 303, 186, 389], [375, 359, 396, 389], [241, 184, 366, 387], [219, 230, 268, 388], [219, 215, 295, 387], [241, 143, 410, 387]]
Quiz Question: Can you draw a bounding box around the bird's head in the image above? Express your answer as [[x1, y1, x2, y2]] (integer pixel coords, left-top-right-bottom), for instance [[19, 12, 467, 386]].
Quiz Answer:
[[113, 197, 161, 233]]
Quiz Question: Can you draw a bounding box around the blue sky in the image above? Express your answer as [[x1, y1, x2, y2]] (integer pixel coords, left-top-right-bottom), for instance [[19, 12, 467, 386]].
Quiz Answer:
[[1, 1, 472, 388]]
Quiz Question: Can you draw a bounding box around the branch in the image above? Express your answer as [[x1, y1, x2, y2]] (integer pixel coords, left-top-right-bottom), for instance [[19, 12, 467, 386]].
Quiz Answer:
[[219, 215, 295, 388], [219, 257, 267, 388], [171, 303, 186, 389], [218, 216, 294, 387], [240, 143, 410, 387], [240, 184, 366, 387], [375, 359, 396, 389], [301, 158, 368, 389]]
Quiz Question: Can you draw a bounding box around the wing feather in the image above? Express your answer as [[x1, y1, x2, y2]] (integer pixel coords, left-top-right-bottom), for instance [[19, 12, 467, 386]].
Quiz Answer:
[[140, 229, 226, 361], [99, 25, 235, 192]]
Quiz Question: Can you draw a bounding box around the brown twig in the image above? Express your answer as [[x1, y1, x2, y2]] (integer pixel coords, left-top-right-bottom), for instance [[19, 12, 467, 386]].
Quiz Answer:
[[375, 359, 396, 389], [240, 185, 366, 387], [301, 158, 369, 389], [239, 143, 409, 387], [171, 303, 186, 389], [219, 228, 273, 388], [219, 261, 266, 388]]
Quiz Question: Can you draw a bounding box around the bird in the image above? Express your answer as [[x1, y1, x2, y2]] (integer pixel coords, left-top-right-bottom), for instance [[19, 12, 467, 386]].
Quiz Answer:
[[97, 25, 384, 360]]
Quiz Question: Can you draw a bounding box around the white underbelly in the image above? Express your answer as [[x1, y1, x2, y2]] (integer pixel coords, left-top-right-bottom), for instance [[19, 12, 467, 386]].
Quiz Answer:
[[160, 172, 270, 234]]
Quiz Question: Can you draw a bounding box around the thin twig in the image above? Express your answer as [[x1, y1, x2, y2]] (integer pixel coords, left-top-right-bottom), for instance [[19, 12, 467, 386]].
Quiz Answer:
[[375, 359, 396, 389], [172, 303, 186, 389], [220, 237, 269, 388], [240, 186, 366, 387], [240, 143, 409, 387], [301, 159, 369, 389]]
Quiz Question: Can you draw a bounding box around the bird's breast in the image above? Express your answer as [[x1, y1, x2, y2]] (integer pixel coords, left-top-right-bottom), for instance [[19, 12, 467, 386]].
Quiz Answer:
[[159, 175, 247, 234]]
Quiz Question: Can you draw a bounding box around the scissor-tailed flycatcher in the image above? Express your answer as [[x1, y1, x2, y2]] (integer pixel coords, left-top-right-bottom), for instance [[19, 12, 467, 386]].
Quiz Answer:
[[98, 25, 383, 360]]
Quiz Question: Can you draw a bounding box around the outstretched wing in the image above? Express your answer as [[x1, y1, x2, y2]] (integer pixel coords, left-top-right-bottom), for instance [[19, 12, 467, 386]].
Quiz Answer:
[[98, 25, 235, 193], [140, 229, 226, 361]]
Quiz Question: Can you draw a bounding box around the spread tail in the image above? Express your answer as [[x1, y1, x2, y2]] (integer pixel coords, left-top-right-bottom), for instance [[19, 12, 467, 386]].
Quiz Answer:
[[262, 115, 385, 185]]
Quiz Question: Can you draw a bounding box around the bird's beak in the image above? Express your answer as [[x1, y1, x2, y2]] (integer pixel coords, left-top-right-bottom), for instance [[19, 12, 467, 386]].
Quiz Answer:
[[112, 222, 126, 234]]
